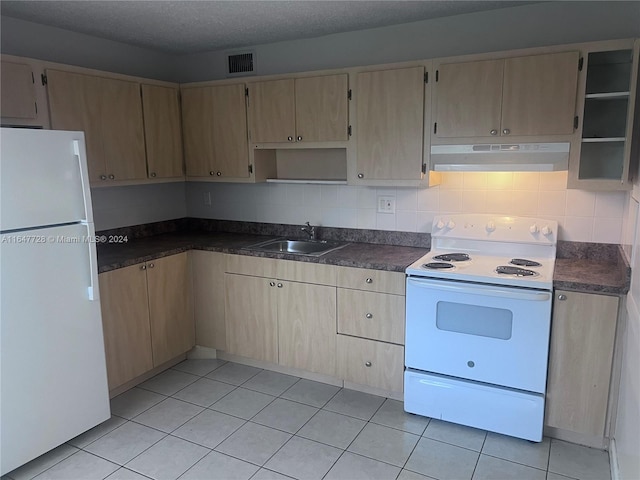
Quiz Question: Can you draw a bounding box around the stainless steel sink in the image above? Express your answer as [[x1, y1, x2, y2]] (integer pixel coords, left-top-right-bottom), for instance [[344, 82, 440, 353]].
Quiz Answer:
[[244, 238, 348, 256]]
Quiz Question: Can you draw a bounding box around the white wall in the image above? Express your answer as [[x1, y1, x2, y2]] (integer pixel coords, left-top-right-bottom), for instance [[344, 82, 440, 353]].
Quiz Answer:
[[186, 172, 627, 243], [0, 16, 180, 82], [91, 183, 187, 231], [176, 1, 640, 82]]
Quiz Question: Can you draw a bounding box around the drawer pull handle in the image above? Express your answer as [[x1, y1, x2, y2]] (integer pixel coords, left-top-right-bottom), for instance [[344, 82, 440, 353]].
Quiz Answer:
[[277, 283, 283, 288], [269, 281, 275, 287], [365, 361, 372, 367], [140, 265, 146, 270], [557, 294, 567, 301], [148, 263, 154, 269], [365, 278, 373, 284], [365, 313, 373, 319]]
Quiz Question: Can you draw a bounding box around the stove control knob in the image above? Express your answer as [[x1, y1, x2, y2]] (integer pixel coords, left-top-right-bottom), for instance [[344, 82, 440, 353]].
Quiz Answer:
[[541, 225, 552, 236], [446, 220, 456, 229], [486, 221, 496, 232], [436, 220, 445, 229], [529, 224, 539, 234]]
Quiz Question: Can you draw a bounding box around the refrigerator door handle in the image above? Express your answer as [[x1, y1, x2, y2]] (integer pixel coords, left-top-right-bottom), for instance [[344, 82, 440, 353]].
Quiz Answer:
[[73, 139, 94, 223], [83, 222, 99, 301]]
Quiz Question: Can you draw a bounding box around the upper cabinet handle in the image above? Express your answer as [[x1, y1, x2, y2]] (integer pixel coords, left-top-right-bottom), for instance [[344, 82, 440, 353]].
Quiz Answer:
[[502, 128, 510, 135], [490, 129, 498, 135]]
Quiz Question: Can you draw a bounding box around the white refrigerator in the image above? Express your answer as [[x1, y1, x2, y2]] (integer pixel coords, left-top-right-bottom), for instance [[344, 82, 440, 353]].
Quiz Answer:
[[0, 128, 110, 475]]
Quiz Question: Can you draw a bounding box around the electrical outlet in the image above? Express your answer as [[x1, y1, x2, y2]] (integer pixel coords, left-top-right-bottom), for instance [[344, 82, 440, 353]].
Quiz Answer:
[[203, 192, 211, 206], [377, 196, 395, 214]]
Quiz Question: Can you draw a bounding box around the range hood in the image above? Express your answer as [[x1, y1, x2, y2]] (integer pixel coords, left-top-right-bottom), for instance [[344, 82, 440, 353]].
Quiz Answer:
[[430, 143, 570, 172]]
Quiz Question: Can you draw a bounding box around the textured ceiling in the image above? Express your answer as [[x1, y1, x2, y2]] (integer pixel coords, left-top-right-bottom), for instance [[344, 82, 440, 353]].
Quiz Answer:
[[0, 1, 533, 54]]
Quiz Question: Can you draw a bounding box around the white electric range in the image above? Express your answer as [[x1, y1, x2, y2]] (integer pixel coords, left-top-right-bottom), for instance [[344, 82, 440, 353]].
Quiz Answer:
[[404, 214, 557, 442]]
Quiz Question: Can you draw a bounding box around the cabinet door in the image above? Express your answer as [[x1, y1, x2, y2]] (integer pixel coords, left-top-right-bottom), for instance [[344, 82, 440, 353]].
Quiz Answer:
[[225, 273, 278, 363], [147, 253, 194, 366], [248, 79, 296, 143], [47, 69, 105, 182], [141, 84, 184, 178], [1, 60, 37, 119], [502, 51, 579, 136], [356, 67, 424, 180], [278, 281, 337, 376], [434, 59, 504, 138], [545, 290, 618, 436], [192, 251, 226, 350], [99, 264, 153, 391], [295, 74, 348, 142], [181, 84, 249, 178], [100, 77, 147, 181]]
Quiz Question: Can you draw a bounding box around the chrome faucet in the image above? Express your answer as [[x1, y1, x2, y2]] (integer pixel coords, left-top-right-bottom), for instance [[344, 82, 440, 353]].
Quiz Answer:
[[301, 221, 316, 240]]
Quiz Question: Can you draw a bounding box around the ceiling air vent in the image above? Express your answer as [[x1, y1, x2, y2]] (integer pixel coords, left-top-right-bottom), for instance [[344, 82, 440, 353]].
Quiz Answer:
[[227, 51, 255, 77]]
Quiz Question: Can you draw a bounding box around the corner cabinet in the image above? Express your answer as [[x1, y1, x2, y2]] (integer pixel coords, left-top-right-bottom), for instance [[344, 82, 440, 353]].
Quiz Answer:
[[432, 51, 580, 141], [545, 290, 619, 445], [99, 252, 194, 392], [568, 39, 640, 191], [247, 74, 349, 144], [353, 65, 429, 183], [181, 83, 251, 180]]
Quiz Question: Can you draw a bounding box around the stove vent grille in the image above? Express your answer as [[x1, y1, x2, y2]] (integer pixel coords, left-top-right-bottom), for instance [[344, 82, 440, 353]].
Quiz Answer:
[[227, 51, 255, 76]]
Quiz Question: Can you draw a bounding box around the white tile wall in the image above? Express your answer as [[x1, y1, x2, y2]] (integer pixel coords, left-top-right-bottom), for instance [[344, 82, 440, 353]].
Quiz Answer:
[[186, 172, 629, 243], [92, 182, 187, 231]]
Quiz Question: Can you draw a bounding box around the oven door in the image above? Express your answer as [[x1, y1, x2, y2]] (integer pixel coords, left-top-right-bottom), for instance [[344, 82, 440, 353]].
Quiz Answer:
[[405, 276, 552, 393]]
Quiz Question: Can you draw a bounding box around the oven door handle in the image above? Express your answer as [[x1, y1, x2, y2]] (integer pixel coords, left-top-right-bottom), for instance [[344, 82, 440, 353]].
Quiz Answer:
[[407, 277, 551, 302]]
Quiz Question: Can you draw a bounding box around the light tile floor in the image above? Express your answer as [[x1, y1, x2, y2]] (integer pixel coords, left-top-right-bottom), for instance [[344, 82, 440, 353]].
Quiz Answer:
[[4, 360, 612, 480]]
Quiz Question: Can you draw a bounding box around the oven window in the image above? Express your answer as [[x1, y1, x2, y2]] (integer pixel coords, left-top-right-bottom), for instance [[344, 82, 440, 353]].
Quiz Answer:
[[435, 301, 513, 340]]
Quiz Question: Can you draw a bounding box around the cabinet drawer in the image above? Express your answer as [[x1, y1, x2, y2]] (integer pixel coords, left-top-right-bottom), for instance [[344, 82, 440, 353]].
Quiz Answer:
[[226, 254, 277, 278], [277, 260, 336, 285], [337, 335, 404, 392], [336, 266, 405, 295], [337, 289, 405, 344]]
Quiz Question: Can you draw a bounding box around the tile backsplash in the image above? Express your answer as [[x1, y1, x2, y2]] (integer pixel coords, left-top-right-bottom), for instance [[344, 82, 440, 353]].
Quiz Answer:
[[186, 171, 628, 243]]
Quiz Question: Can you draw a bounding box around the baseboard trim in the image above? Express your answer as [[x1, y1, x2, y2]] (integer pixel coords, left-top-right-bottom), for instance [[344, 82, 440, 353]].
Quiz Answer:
[[108, 353, 186, 398]]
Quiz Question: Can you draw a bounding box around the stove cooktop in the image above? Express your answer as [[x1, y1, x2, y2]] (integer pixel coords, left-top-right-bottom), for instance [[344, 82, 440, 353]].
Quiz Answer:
[[405, 215, 557, 290]]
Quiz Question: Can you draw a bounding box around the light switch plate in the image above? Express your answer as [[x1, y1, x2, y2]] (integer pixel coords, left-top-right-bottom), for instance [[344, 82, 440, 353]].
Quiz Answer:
[[377, 196, 396, 214]]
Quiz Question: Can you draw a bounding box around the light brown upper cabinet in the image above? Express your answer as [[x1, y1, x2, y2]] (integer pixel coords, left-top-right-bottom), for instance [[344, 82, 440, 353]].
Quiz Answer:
[[141, 84, 184, 179], [568, 39, 640, 191], [355, 66, 426, 181], [47, 69, 147, 184], [433, 51, 580, 140], [247, 74, 349, 143], [1, 60, 38, 122], [181, 83, 250, 179]]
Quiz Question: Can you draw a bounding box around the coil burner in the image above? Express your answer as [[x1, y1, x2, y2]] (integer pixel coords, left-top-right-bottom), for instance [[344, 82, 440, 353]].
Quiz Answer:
[[423, 262, 455, 270], [496, 266, 539, 277], [510, 258, 542, 267], [433, 253, 470, 262]]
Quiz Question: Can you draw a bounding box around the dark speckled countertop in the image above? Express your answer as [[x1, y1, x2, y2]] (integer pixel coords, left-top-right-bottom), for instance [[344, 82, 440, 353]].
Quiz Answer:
[[96, 221, 631, 295], [97, 231, 429, 274]]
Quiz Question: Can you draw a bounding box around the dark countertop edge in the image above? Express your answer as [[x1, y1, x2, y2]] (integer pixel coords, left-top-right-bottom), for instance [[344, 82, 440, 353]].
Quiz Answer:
[[552, 281, 628, 296]]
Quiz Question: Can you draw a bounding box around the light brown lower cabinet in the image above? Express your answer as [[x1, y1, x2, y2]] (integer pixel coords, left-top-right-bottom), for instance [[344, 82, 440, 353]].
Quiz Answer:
[[99, 252, 194, 391], [545, 290, 619, 438], [191, 251, 226, 350], [99, 263, 153, 391], [278, 280, 337, 376], [224, 257, 337, 376], [224, 273, 278, 364], [337, 335, 404, 392]]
